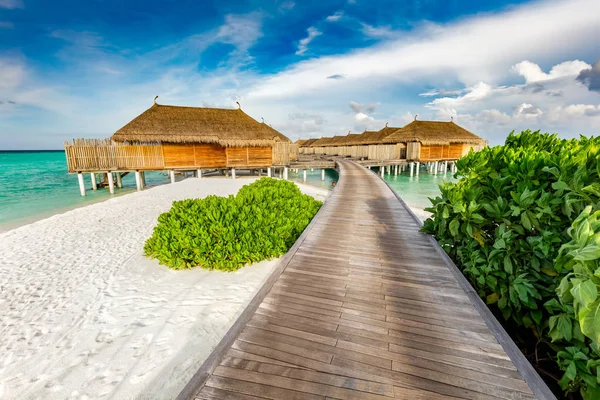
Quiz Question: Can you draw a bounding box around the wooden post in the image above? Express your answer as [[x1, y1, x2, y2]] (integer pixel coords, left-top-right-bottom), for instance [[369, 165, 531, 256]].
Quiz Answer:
[[90, 173, 97, 190], [77, 173, 86, 196], [135, 171, 142, 191], [267, 167, 272, 177], [380, 166, 384, 177], [258, 169, 262, 177], [116, 172, 123, 188], [283, 167, 288, 180], [409, 162, 414, 177], [197, 169, 202, 178], [232, 168, 236, 179], [321, 169, 325, 181], [170, 170, 176, 184], [107, 172, 115, 194], [394, 165, 398, 176], [141, 172, 146, 188], [434, 161, 438, 176], [303, 169, 307, 182], [415, 162, 420, 176]]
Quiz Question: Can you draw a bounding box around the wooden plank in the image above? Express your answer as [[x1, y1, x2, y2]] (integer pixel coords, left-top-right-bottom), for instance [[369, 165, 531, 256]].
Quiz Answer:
[[183, 160, 553, 400]]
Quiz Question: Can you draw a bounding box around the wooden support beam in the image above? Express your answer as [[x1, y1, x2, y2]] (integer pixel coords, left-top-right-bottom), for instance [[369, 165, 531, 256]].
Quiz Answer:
[[170, 170, 176, 184], [77, 173, 86, 196], [283, 167, 288, 180], [116, 172, 123, 188], [434, 161, 438, 176], [321, 169, 325, 181], [409, 162, 414, 177], [232, 168, 236, 179], [415, 161, 420, 176], [267, 167, 272, 177], [90, 173, 97, 190], [107, 172, 115, 194], [135, 171, 142, 191], [197, 169, 202, 178], [303, 169, 307, 182]]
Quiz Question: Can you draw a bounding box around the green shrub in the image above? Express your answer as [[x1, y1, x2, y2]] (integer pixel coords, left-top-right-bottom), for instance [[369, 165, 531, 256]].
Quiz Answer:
[[422, 130, 600, 399], [144, 178, 322, 271]]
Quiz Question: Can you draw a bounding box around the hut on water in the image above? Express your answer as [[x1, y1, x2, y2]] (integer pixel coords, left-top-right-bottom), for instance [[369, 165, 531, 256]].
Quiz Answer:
[[65, 99, 293, 175], [382, 119, 485, 161]]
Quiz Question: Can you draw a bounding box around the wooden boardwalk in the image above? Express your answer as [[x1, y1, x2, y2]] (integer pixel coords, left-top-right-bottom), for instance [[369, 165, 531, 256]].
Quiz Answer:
[[182, 160, 554, 400]]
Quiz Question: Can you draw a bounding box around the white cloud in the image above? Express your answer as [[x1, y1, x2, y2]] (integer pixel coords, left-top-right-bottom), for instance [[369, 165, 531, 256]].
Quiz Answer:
[[512, 60, 591, 83], [0, 58, 25, 89], [279, 1, 295, 11], [248, 0, 599, 99], [514, 103, 543, 118], [360, 23, 395, 38], [354, 112, 373, 122], [476, 109, 512, 125], [217, 13, 263, 53], [296, 27, 322, 56], [326, 11, 344, 22], [349, 101, 377, 113], [426, 82, 494, 110], [0, 0, 22, 9]]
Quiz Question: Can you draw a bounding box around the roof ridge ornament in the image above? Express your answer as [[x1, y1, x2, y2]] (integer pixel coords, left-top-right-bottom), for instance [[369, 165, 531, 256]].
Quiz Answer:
[[154, 95, 159, 105], [261, 117, 265, 123], [236, 101, 241, 109], [385, 122, 388, 127], [451, 116, 454, 122], [414, 114, 418, 121]]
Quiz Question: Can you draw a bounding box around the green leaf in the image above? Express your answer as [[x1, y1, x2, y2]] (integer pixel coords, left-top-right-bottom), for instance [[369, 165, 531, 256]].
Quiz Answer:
[[552, 181, 570, 191], [572, 280, 598, 309], [449, 219, 460, 237]]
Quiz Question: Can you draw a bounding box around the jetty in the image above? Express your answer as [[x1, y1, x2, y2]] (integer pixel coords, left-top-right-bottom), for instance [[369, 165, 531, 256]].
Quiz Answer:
[[178, 160, 554, 400]]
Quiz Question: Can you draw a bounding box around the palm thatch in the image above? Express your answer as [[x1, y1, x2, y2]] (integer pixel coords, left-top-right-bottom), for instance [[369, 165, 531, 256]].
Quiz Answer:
[[302, 138, 319, 147], [382, 120, 483, 145], [111, 103, 291, 147], [295, 139, 308, 146]]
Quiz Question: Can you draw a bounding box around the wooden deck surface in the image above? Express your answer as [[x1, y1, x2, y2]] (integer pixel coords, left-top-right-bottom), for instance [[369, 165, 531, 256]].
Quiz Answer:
[[186, 160, 553, 400]]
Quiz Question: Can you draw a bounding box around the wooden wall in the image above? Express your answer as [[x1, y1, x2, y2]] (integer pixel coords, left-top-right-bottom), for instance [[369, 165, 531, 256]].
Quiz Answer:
[[66, 141, 274, 172]]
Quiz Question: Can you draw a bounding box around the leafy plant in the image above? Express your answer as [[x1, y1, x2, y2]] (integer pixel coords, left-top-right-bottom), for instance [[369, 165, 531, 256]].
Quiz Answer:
[[144, 178, 322, 271], [422, 130, 600, 398]]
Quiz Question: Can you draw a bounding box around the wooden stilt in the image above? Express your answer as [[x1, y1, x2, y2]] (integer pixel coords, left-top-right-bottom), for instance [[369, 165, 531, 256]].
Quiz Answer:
[[409, 162, 414, 177], [321, 169, 325, 181], [135, 171, 142, 191], [267, 167, 272, 177], [77, 173, 86, 196], [415, 162, 420, 176], [394, 165, 398, 176], [434, 161, 438, 176], [90, 173, 97, 190], [170, 170, 176, 183], [197, 169, 202, 178], [380, 166, 384, 177], [303, 169, 307, 182], [116, 172, 123, 188], [107, 172, 115, 194], [232, 168, 236, 179], [283, 167, 288, 180]]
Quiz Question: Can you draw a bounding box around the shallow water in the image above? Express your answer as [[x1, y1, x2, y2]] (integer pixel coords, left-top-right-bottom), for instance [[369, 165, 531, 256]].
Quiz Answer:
[[0, 152, 452, 230], [0, 151, 173, 230]]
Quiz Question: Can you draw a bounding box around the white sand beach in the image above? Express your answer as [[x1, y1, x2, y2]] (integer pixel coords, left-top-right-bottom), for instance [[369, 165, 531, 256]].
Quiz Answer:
[[0, 177, 329, 400]]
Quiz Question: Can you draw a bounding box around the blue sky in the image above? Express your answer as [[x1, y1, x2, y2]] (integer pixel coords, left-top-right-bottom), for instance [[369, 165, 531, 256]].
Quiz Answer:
[[0, 0, 599, 149]]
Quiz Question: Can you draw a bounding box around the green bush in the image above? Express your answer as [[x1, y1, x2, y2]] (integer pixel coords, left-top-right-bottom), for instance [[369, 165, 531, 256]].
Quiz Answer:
[[144, 178, 322, 271], [422, 130, 600, 399]]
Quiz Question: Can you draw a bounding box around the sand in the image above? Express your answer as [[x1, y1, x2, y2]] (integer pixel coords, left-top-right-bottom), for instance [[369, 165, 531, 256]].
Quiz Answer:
[[0, 177, 329, 400]]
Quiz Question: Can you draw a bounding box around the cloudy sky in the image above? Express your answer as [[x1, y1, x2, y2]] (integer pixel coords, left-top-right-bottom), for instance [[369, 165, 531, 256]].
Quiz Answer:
[[0, 0, 599, 149]]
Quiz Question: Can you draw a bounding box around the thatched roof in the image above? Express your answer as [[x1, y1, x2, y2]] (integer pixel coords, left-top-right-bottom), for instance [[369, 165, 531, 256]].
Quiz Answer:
[[295, 139, 308, 146], [382, 120, 483, 145], [111, 103, 290, 147], [302, 138, 319, 147]]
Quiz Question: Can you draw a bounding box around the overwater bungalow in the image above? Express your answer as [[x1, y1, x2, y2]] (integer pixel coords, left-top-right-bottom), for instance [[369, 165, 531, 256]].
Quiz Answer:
[[65, 98, 294, 196], [382, 119, 485, 161]]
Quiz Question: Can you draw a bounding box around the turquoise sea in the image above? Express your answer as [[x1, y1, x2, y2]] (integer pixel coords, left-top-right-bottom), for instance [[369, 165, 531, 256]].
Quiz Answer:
[[0, 152, 455, 231]]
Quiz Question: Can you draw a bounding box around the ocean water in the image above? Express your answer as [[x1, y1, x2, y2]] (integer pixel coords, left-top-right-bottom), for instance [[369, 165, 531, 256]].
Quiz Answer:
[[381, 166, 458, 210], [0, 151, 173, 231], [288, 165, 457, 211], [0, 152, 453, 231]]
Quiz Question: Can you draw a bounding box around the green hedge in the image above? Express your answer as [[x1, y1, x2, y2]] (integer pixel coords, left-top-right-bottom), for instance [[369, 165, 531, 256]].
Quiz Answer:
[[422, 130, 600, 399], [144, 178, 322, 271]]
